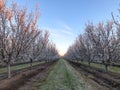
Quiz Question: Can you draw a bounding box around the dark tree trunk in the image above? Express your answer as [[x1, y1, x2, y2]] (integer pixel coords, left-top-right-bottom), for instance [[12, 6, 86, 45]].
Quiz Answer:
[[105, 64, 108, 71], [30, 58, 33, 70], [88, 61, 91, 66]]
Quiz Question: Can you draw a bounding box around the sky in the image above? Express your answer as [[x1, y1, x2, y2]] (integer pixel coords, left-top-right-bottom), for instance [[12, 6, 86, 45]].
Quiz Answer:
[[10, 0, 120, 56]]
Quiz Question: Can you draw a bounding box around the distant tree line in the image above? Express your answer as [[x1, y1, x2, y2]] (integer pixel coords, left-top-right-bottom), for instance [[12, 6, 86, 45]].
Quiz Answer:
[[0, 0, 59, 78]]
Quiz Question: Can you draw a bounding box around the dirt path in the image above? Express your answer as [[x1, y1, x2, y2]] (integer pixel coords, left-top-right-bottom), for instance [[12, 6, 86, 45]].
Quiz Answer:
[[18, 63, 54, 90]]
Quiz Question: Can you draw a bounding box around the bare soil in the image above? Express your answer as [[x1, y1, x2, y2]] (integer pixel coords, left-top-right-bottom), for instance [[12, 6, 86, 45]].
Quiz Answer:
[[69, 61, 120, 90], [0, 61, 56, 90], [18, 62, 55, 90]]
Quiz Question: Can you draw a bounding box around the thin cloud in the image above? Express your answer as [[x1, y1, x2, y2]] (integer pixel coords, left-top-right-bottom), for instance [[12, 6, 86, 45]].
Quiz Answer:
[[57, 20, 72, 31], [63, 24, 72, 31], [61, 30, 74, 36], [61, 24, 74, 36], [51, 33, 63, 38]]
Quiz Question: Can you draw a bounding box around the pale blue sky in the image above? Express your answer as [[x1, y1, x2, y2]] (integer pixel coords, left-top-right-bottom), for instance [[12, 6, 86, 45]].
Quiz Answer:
[[11, 0, 120, 55]]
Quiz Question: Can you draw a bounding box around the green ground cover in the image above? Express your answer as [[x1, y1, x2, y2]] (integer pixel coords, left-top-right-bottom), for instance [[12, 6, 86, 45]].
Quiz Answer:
[[39, 59, 94, 90]]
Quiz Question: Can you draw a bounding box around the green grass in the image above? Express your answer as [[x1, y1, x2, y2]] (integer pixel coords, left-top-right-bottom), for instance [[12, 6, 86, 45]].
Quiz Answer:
[[39, 59, 94, 90], [90, 63, 106, 70], [0, 61, 43, 74], [80, 61, 120, 73], [80, 61, 103, 69], [109, 66, 120, 73]]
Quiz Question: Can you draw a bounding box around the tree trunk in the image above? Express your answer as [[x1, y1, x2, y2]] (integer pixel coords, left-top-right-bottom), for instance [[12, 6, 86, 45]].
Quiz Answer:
[[88, 61, 91, 66], [30, 62, 32, 69], [7, 63, 11, 78], [30, 59, 33, 70], [105, 64, 108, 71], [77, 60, 78, 63], [76, 60, 77, 62], [81, 60, 83, 63]]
